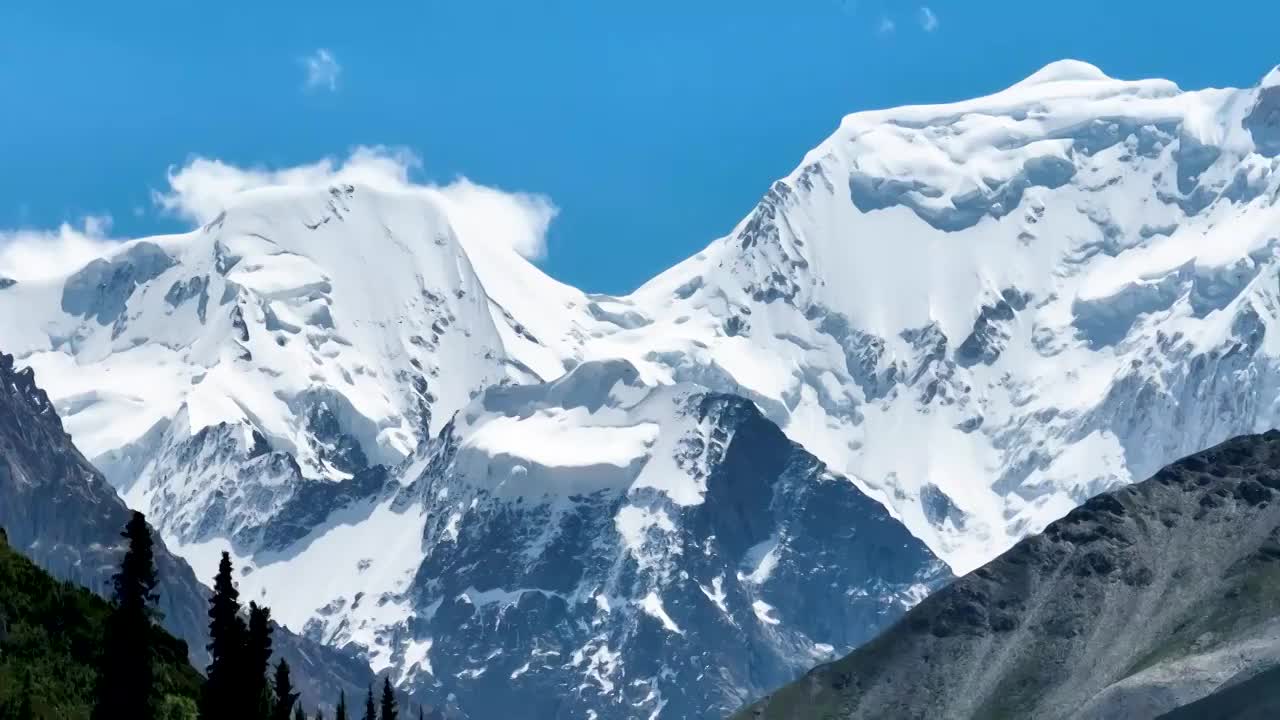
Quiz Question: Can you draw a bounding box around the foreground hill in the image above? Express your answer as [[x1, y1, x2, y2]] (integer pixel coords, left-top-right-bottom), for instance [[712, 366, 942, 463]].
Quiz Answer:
[[0, 529, 201, 718], [739, 431, 1280, 719]]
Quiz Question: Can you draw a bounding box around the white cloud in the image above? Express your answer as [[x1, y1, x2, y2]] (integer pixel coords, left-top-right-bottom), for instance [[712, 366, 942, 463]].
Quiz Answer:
[[431, 179, 557, 262], [303, 49, 341, 92], [0, 148, 558, 285], [877, 16, 896, 34], [0, 216, 117, 282], [155, 146, 558, 261], [919, 7, 939, 31]]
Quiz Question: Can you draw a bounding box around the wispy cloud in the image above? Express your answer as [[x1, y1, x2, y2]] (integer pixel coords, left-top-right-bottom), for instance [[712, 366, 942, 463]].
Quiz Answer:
[[0, 216, 117, 282], [155, 147, 558, 261], [303, 49, 341, 92], [877, 16, 896, 34], [919, 6, 939, 32]]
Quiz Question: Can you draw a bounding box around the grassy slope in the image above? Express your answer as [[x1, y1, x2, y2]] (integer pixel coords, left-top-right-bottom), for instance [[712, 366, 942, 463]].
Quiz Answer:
[[0, 533, 202, 719]]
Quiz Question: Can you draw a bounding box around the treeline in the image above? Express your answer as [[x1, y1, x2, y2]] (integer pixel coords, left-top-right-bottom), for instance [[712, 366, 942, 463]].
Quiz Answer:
[[1, 513, 422, 720], [0, 522, 199, 719], [199, 545, 413, 720]]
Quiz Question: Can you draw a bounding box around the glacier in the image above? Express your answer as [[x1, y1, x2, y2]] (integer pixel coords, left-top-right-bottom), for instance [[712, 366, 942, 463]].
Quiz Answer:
[[2, 59, 1280, 716]]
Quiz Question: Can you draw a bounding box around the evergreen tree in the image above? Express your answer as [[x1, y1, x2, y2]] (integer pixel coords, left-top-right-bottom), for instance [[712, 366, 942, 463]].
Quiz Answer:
[[271, 659, 300, 720], [315, 711, 325, 720], [363, 685, 377, 720], [201, 551, 247, 720], [379, 678, 397, 720], [293, 704, 307, 720], [16, 668, 34, 720], [334, 691, 347, 720], [93, 511, 161, 720], [247, 602, 275, 718]]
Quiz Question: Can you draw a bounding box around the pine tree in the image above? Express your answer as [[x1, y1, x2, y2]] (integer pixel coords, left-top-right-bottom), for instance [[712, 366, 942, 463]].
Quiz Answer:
[[293, 704, 307, 720], [247, 602, 275, 718], [378, 678, 397, 720], [271, 659, 300, 720], [201, 551, 247, 720], [16, 668, 34, 720], [363, 685, 377, 720], [315, 711, 325, 720], [93, 511, 160, 720], [334, 691, 347, 720]]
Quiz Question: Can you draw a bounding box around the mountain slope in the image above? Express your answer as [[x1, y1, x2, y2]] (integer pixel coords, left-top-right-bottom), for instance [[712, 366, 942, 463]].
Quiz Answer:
[[1157, 663, 1280, 719], [0, 350, 379, 711], [0, 529, 202, 718], [199, 359, 948, 719], [738, 430, 1280, 720]]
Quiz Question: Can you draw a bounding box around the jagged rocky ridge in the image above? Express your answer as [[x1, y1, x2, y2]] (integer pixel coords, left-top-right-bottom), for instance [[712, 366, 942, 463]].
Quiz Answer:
[[220, 359, 948, 719], [402, 362, 945, 718], [740, 430, 1280, 720], [0, 351, 381, 711]]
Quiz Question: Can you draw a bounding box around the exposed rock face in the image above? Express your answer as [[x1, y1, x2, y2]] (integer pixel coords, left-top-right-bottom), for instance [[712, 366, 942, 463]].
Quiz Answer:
[[739, 431, 1280, 720], [0, 350, 379, 710], [220, 360, 948, 719], [393, 382, 947, 719]]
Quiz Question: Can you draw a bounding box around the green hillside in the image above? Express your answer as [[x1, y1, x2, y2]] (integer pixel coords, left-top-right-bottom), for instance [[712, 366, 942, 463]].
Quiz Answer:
[[0, 529, 202, 719]]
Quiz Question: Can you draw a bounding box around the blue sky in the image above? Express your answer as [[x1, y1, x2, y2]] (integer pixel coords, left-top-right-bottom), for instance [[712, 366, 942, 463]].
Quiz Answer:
[[2, 0, 1278, 293]]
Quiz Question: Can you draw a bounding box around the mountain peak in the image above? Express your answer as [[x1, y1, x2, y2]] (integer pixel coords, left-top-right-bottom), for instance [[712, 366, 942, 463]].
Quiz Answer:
[[1261, 64, 1280, 89], [1012, 59, 1113, 88]]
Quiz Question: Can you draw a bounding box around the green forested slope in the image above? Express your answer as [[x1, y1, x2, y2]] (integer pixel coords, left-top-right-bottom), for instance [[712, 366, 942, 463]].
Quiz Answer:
[[0, 529, 202, 719]]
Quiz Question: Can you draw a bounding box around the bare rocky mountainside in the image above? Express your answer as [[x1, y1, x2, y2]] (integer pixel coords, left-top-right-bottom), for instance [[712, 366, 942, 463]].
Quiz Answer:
[[739, 431, 1280, 719]]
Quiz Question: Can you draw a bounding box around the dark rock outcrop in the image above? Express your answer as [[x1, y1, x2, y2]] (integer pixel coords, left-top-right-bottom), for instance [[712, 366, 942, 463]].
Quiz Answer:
[[394, 390, 949, 719]]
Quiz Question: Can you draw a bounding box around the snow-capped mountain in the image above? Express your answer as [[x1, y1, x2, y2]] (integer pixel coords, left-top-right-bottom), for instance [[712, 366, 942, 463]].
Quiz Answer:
[[213, 359, 944, 718], [0, 183, 564, 548], [576, 59, 1280, 572], [3, 59, 1280, 716]]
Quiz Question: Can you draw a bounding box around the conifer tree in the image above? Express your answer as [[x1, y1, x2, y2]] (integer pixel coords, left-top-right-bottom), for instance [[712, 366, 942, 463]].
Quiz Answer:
[[294, 705, 307, 720], [315, 711, 325, 720], [201, 551, 247, 720], [334, 691, 347, 720], [247, 602, 275, 718], [93, 511, 160, 720], [16, 669, 34, 720], [363, 685, 377, 720], [379, 678, 397, 720], [271, 659, 300, 720]]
